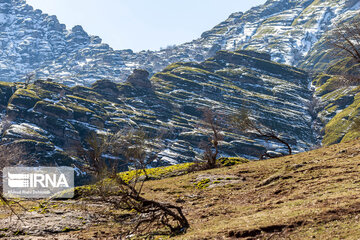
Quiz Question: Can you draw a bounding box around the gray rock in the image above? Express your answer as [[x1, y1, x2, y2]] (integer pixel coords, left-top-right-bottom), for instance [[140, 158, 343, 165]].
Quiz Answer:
[[0, 0, 358, 85]]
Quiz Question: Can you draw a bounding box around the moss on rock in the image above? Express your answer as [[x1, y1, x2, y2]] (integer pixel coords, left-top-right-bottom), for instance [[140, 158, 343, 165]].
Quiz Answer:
[[8, 88, 40, 108], [34, 101, 72, 119], [217, 157, 250, 166], [322, 92, 360, 145]]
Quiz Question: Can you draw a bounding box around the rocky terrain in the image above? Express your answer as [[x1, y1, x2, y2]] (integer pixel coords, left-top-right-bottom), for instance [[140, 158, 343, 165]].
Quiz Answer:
[[0, 0, 360, 238], [0, 0, 125, 86], [312, 70, 360, 146], [0, 0, 359, 170], [0, 0, 359, 86], [0, 50, 316, 170]]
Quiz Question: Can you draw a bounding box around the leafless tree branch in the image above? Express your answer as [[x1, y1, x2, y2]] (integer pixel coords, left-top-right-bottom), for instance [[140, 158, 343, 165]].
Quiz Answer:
[[230, 109, 292, 159]]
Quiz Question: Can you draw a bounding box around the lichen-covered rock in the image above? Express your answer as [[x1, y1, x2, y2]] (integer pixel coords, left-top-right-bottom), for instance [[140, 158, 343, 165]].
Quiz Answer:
[[91, 79, 120, 100], [2, 123, 49, 142], [34, 101, 72, 119], [151, 50, 316, 159], [8, 88, 40, 109], [127, 69, 152, 89], [34, 80, 70, 94], [0, 82, 16, 107]]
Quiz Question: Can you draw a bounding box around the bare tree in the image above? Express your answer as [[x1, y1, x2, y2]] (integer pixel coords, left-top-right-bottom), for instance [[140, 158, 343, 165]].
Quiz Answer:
[[102, 172, 189, 236], [74, 128, 189, 237], [0, 125, 30, 221], [230, 109, 292, 159], [111, 129, 156, 173], [74, 131, 113, 179], [325, 19, 360, 82], [24, 72, 36, 87], [330, 20, 360, 64], [197, 108, 224, 169]]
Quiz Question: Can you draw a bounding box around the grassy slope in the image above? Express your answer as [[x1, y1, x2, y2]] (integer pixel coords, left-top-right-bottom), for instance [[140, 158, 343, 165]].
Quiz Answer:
[[145, 140, 360, 239], [3, 140, 360, 239], [71, 139, 360, 239]]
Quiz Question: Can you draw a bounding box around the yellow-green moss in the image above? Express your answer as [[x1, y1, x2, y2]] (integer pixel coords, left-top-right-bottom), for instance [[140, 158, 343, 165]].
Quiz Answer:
[[67, 95, 97, 105], [65, 102, 94, 114], [8, 88, 40, 108], [322, 92, 360, 145], [73, 163, 195, 199], [21, 126, 48, 141], [27, 84, 53, 99], [0, 81, 15, 87], [253, 27, 278, 37], [326, 57, 358, 75], [312, 73, 332, 87], [194, 178, 210, 189], [12, 88, 39, 99], [315, 76, 343, 96], [341, 129, 360, 143], [120, 162, 194, 183], [34, 101, 71, 118], [325, 105, 338, 114], [217, 157, 250, 166]]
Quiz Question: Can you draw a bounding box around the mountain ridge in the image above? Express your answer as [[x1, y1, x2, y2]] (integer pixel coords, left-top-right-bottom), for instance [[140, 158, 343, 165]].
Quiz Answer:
[[0, 0, 359, 169], [0, 0, 359, 85]]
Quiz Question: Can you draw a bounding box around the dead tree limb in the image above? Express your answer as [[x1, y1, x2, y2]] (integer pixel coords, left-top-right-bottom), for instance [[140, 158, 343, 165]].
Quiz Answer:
[[73, 128, 189, 236], [230, 109, 292, 159], [197, 107, 224, 169]]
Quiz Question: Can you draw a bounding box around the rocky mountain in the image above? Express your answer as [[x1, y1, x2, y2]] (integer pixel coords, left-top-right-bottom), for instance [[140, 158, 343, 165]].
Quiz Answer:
[[0, 0, 359, 86], [1, 0, 360, 171], [0, 0, 124, 86], [0, 50, 316, 169]]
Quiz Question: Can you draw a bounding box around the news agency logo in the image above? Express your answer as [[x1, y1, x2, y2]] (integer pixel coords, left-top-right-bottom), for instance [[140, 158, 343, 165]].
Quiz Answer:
[[7, 172, 69, 188], [3, 167, 74, 199]]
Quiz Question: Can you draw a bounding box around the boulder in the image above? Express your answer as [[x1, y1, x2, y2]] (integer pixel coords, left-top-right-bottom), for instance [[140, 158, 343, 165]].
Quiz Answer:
[[126, 69, 152, 89], [91, 79, 119, 99]]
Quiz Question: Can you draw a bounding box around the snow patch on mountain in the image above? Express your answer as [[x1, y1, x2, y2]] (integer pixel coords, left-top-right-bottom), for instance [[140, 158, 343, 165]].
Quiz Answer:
[[0, 0, 358, 85]]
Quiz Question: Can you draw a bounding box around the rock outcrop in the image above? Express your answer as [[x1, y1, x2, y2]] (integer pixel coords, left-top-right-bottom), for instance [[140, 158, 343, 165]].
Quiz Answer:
[[0, 51, 317, 167], [0, 0, 359, 85], [127, 69, 152, 89]]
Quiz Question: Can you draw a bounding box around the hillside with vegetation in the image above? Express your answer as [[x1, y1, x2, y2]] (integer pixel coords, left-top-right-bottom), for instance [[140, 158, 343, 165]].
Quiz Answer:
[[1, 0, 360, 239], [1, 140, 360, 239]]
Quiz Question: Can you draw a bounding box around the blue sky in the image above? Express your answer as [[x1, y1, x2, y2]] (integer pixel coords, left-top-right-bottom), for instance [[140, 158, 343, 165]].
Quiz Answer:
[[27, 0, 266, 52]]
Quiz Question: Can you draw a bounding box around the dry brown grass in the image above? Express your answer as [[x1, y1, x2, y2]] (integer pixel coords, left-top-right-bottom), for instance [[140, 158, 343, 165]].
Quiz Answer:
[[2, 139, 360, 239]]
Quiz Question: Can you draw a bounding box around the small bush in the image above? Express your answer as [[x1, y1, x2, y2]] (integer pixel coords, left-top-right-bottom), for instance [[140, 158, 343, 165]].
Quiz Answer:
[[194, 178, 211, 189], [217, 157, 249, 166]]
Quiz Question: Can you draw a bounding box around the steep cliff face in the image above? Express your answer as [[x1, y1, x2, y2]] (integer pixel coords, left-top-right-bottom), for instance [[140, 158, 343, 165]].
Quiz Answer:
[[112, 0, 358, 78], [0, 0, 359, 85], [229, 0, 360, 67], [0, 0, 125, 85], [0, 50, 316, 166], [152, 50, 316, 162]]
